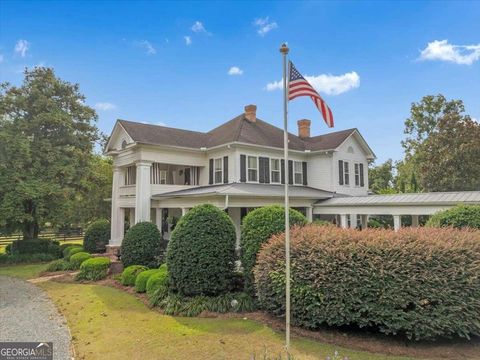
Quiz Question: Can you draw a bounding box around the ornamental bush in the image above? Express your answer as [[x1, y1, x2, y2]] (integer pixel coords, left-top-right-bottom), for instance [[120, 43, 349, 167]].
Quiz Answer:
[[10, 238, 61, 257], [241, 206, 307, 294], [146, 264, 168, 297], [135, 269, 161, 293], [121, 222, 162, 268], [46, 259, 68, 272], [120, 265, 148, 286], [426, 205, 480, 229], [69, 252, 92, 270], [65, 247, 86, 261], [76, 257, 111, 281], [62, 244, 82, 259], [167, 204, 236, 296], [254, 225, 480, 341], [84, 219, 111, 253]]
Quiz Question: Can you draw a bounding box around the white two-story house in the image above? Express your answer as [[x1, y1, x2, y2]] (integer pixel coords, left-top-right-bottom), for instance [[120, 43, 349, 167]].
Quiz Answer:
[[104, 104, 376, 251]]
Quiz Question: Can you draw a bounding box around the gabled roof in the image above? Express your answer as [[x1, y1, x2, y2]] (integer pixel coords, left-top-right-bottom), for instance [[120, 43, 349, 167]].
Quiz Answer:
[[110, 113, 370, 155]]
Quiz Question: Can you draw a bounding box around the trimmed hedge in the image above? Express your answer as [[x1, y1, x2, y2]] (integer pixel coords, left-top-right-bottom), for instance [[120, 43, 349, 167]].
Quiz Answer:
[[120, 265, 148, 286], [121, 222, 162, 268], [426, 205, 480, 229], [254, 225, 480, 341], [69, 252, 92, 270], [167, 204, 236, 296], [146, 264, 168, 297], [241, 206, 307, 293], [46, 259, 69, 272], [76, 257, 111, 281], [135, 269, 160, 293], [65, 247, 86, 261], [10, 238, 61, 257], [62, 244, 82, 259], [84, 219, 110, 253], [0, 253, 57, 265]]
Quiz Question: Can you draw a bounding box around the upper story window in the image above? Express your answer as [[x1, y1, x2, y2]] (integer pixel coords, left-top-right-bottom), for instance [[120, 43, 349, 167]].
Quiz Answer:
[[354, 163, 365, 187], [125, 165, 136, 185], [151, 163, 168, 184], [247, 156, 258, 182], [270, 158, 280, 184], [294, 161, 303, 185], [338, 160, 350, 186], [214, 158, 223, 184]]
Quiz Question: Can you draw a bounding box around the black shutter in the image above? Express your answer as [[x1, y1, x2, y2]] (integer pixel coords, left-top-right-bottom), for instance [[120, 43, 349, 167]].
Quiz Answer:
[[240, 155, 246, 182], [338, 160, 344, 185], [264, 157, 270, 183], [288, 160, 293, 185], [302, 161, 308, 186], [259, 157, 265, 183], [209, 159, 214, 184], [223, 156, 228, 183], [360, 163, 364, 187], [281, 159, 285, 184]]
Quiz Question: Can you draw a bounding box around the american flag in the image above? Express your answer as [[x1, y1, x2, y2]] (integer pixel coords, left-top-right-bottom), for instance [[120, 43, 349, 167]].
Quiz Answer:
[[288, 61, 334, 128]]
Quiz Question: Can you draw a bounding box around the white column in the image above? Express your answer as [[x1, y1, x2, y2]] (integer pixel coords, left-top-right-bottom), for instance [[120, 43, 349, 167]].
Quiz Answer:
[[306, 206, 313, 223], [181, 207, 187, 216], [393, 215, 402, 231], [349, 214, 358, 229], [110, 167, 125, 245], [228, 208, 242, 250], [361, 215, 369, 229], [340, 214, 348, 229], [411, 215, 419, 227], [155, 208, 163, 232], [135, 161, 152, 223]]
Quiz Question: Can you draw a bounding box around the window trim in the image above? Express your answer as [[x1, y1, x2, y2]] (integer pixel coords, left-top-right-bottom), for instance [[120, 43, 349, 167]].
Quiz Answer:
[[270, 158, 281, 184], [343, 161, 350, 186], [247, 155, 259, 183], [293, 160, 303, 185], [354, 163, 360, 187], [159, 170, 167, 185], [213, 157, 223, 184]]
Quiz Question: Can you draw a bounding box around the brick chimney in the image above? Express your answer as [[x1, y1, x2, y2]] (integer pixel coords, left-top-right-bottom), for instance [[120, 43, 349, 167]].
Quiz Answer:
[[244, 104, 257, 123], [297, 119, 311, 138]]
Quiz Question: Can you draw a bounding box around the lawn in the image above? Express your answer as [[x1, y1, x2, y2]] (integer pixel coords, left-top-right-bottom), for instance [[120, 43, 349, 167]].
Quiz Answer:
[[0, 263, 48, 279], [39, 281, 415, 360]]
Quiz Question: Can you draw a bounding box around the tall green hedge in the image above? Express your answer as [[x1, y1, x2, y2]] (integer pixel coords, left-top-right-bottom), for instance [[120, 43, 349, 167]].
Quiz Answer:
[[426, 205, 480, 229], [84, 219, 111, 253], [10, 238, 61, 257], [166, 204, 236, 296], [254, 225, 480, 341], [121, 222, 162, 268], [240, 206, 307, 294]]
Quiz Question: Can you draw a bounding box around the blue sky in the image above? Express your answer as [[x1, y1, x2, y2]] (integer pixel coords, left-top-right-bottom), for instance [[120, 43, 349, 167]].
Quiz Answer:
[[1, 0, 479, 163]]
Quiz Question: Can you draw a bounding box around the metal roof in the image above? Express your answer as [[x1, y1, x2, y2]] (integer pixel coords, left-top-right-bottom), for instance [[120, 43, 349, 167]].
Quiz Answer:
[[316, 191, 480, 207], [153, 183, 334, 199]]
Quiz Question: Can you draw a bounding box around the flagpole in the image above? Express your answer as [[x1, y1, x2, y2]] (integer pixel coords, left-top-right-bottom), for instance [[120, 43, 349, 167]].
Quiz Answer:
[[280, 42, 291, 352]]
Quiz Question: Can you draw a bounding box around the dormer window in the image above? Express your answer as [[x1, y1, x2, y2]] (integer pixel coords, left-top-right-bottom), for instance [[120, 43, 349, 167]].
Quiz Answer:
[[247, 156, 258, 182], [121, 140, 127, 149]]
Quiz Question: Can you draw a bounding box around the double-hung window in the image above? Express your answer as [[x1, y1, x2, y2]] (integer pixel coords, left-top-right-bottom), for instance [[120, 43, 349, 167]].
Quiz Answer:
[[247, 156, 258, 182], [354, 163, 360, 186], [294, 161, 303, 185], [214, 158, 223, 184], [270, 158, 280, 184], [344, 161, 350, 185], [159, 170, 167, 184]]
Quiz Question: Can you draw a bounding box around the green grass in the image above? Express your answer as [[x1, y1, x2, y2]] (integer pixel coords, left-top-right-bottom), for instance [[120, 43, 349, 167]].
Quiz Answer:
[[0, 263, 48, 279], [39, 281, 415, 360]]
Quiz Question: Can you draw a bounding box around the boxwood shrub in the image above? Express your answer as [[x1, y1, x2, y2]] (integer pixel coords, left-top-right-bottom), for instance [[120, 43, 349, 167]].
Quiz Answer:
[[135, 269, 160, 293], [167, 204, 236, 296], [121, 222, 162, 268], [120, 265, 148, 286], [46, 259, 69, 272], [241, 206, 307, 294], [65, 247, 86, 261], [69, 252, 92, 270], [84, 219, 110, 253], [10, 238, 61, 257], [146, 264, 168, 297], [62, 244, 82, 259], [426, 204, 480, 229], [76, 257, 111, 281], [254, 225, 480, 341]]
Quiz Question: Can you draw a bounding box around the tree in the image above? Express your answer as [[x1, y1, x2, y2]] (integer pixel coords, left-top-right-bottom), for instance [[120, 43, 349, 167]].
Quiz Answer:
[[368, 159, 395, 194], [0, 67, 99, 239]]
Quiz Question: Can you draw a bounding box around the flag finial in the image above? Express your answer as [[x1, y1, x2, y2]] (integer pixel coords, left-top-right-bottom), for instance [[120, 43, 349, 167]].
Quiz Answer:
[[280, 43, 289, 54]]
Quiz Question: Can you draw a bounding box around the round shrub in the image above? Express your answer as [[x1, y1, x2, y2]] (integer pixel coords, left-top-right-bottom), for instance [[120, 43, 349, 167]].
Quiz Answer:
[[167, 204, 236, 296], [46, 259, 68, 272], [255, 225, 480, 341], [84, 219, 111, 253], [121, 222, 162, 268], [66, 247, 86, 261], [76, 257, 111, 281], [135, 269, 161, 293], [426, 205, 480, 229], [146, 264, 168, 297], [241, 206, 307, 293], [69, 252, 92, 270], [120, 265, 148, 286], [62, 244, 82, 259]]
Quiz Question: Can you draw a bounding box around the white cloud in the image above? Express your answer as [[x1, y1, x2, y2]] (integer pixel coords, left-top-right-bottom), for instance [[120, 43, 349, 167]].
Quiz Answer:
[[228, 66, 243, 75], [184, 36, 192, 45], [138, 40, 156, 55], [265, 71, 360, 95], [14, 39, 30, 57], [419, 40, 480, 65], [95, 102, 116, 111], [191, 21, 210, 34], [156, 121, 166, 126], [253, 17, 278, 36]]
